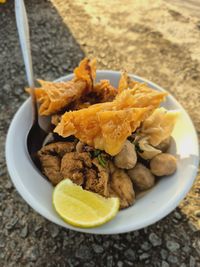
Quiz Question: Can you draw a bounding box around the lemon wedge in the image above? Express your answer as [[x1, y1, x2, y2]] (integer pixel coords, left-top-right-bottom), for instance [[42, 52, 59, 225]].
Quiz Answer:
[[53, 179, 120, 228]]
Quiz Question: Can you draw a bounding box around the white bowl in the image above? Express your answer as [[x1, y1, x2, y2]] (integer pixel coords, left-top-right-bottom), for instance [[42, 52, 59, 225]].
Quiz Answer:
[[6, 71, 199, 234]]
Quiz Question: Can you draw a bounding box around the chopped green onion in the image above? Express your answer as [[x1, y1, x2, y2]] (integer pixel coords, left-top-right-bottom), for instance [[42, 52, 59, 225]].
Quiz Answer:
[[93, 149, 101, 157], [97, 154, 107, 168]]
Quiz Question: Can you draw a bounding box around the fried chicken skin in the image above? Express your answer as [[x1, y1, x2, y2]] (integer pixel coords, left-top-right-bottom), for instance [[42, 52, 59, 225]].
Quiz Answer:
[[38, 142, 75, 185], [61, 152, 92, 185]]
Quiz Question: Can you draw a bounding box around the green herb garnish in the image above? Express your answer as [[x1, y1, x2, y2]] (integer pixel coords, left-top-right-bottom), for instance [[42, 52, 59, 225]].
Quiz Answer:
[[97, 154, 107, 168], [93, 149, 101, 157]]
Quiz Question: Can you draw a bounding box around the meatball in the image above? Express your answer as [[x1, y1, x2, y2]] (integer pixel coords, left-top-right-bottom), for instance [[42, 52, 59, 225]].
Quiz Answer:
[[114, 140, 137, 169], [155, 137, 171, 152], [109, 168, 135, 209], [127, 163, 155, 190], [150, 153, 177, 176]]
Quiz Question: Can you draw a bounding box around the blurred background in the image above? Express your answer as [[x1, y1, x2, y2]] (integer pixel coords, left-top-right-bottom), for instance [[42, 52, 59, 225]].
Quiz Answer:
[[0, 0, 199, 266]]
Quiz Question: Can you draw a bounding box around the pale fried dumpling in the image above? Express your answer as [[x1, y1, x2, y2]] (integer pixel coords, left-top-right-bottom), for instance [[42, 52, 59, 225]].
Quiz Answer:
[[136, 137, 161, 160], [74, 58, 96, 88], [139, 107, 179, 146], [54, 83, 166, 156], [118, 71, 138, 93], [115, 84, 167, 109], [33, 79, 86, 116], [26, 58, 96, 116]]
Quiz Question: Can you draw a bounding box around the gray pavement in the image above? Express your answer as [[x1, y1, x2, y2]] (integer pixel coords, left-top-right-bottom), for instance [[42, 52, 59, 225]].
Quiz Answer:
[[0, 0, 200, 266]]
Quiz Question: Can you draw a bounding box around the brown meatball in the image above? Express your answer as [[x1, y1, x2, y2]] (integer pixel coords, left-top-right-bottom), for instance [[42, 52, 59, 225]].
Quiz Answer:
[[150, 153, 177, 176], [114, 140, 137, 169], [155, 137, 171, 152], [127, 163, 155, 190]]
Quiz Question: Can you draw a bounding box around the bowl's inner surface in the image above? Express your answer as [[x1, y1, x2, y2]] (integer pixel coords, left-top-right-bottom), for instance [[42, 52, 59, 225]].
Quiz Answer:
[[6, 71, 199, 234]]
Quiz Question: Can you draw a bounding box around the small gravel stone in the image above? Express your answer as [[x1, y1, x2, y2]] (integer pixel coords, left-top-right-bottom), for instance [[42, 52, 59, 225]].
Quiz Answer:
[[0, 238, 5, 248], [75, 245, 93, 260], [24, 246, 39, 262], [4, 180, 13, 189], [92, 244, 104, 254], [139, 253, 150, 260], [103, 241, 110, 248], [174, 211, 182, 220], [83, 262, 95, 267], [125, 233, 132, 242], [48, 224, 59, 238], [5, 216, 18, 230], [20, 225, 28, 238], [4, 206, 13, 217], [167, 255, 178, 264], [124, 260, 134, 266], [133, 231, 139, 237], [0, 252, 4, 259], [141, 241, 152, 251], [107, 256, 113, 267], [0, 192, 6, 201], [188, 222, 197, 232], [182, 245, 191, 253], [149, 233, 162, 246], [180, 263, 187, 267], [161, 261, 170, 267], [166, 240, 180, 252], [114, 243, 123, 250], [124, 248, 136, 261], [189, 256, 196, 267], [160, 249, 168, 260], [172, 218, 179, 223], [117, 261, 124, 267]]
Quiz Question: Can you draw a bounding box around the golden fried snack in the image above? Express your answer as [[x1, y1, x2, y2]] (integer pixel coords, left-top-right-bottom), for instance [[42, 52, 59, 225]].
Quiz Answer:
[[139, 107, 179, 146], [93, 80, 117, 102], [118, 71, 138, 93], [74, 58, 96, 88], [33, 79, 87, 116], [26, 58, 96, 116], [70, 79, 117, 110], [54, 84, 167, 155]]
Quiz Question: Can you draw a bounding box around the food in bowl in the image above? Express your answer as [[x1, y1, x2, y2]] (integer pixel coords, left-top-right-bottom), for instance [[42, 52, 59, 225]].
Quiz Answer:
[[27, 58, 179, 226]]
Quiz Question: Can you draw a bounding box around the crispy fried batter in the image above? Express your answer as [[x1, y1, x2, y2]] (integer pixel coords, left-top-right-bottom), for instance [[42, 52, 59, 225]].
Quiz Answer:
[[37, 142, 75, 185], [26, 58, 96, 116], [69, 79, 117, 111], [118, 71, 138, 93], [60, 152, 92, 185], [85, 158, 110, 197], [92, 80, 117, 102], [54, 84, 166, 155]]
